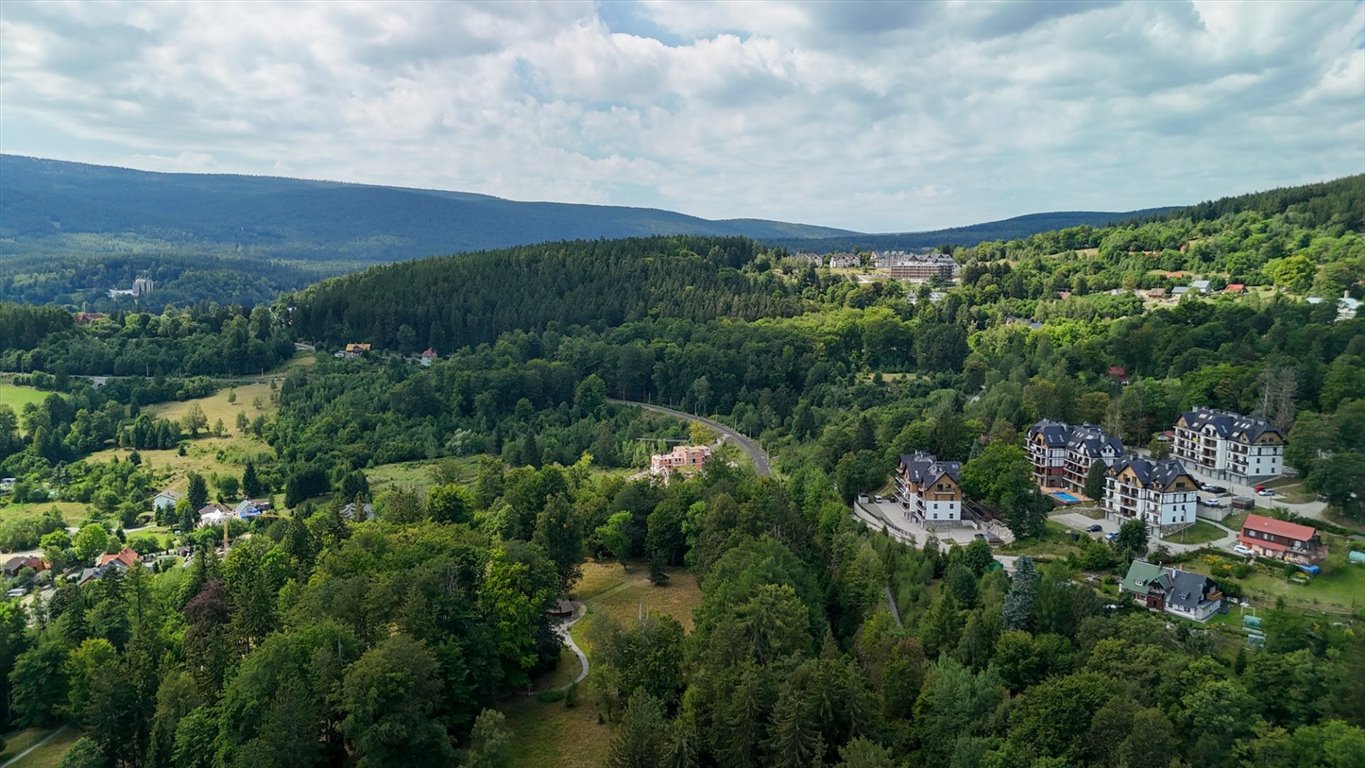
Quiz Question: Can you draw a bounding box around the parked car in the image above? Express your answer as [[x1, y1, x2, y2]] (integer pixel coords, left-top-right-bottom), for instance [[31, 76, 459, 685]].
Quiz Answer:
[[1105, 532, 1120, 542], [1202, 498, 1223, 508], [1086, 524, 1103, 533], [1201, 483, 1228, 494], [1257, 489, 1275, 497], [1233, 544, 1253, 555]]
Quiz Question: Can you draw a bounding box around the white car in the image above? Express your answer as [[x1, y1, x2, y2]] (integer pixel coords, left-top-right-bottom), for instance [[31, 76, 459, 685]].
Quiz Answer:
[[1202, 498, 1223, 508], [1257, 489, 1275, 497], [1233, 544, 1253, 555]]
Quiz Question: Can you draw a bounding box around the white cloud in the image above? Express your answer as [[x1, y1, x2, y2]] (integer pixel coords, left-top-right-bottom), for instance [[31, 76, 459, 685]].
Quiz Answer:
[[0, 0, 1361, 232]]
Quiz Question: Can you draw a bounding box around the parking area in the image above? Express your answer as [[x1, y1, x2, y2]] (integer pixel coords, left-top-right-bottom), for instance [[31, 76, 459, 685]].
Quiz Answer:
[[853, 498, 990, 550], [1052, 511, 1119, 538]]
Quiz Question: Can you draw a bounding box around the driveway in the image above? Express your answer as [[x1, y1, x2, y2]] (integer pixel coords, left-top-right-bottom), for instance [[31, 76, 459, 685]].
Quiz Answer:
[[1052, 511, 1117, 538], [609, 400, 771, 477], [852, 499, 990, 551]]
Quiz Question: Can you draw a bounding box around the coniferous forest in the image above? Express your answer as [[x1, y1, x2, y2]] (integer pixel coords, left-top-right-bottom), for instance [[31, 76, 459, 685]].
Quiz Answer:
[[0, 177, 1362, 768]]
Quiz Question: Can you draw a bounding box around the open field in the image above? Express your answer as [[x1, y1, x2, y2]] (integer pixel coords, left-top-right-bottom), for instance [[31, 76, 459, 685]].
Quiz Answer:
[[88, 436, 273, 494], [572, 561, 701, 636], [149, 380, 277, 427], [499, 692, 613, 768], [0, 380, 53, 412], [501, 561, 702, 767], [0, 501, 91, 528]]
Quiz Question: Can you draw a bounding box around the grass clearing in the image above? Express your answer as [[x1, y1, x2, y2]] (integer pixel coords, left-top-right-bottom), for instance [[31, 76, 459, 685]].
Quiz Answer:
[[6, 726, 77, 768], [0, 727, 55, 762], [0, 380, 54, 412], [501, 561, 703, 768], [1165, 520, 1229, 546], [364, 457, 480, 494], [149, 380, 277, 427], [500, 693, 613, 768], [1001, 520, 1084, 558], [0, 500, 91, 528], [88, 436, 273, 494]]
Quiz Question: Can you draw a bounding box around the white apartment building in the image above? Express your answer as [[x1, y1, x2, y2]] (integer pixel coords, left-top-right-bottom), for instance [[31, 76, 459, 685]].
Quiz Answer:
[[1105, 458, 1199, 533], [1172, 408, 1285, 481]]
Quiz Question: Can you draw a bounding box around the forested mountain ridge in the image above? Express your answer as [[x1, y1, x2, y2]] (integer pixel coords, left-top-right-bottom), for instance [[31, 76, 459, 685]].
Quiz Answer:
[[287, 236, 810, 350], [0, 154, 853, 263]]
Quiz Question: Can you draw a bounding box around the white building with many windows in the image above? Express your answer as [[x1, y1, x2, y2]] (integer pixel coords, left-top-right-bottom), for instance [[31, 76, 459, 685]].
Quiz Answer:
[[1172, 408, 1285, 481], [1104, 458, 1199, 533], [894, 452, 963, 525], [1026, 420, 1124, 494]]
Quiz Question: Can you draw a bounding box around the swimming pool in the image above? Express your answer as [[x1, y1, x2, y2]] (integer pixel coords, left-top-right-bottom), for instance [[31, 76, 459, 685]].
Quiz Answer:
[[1051, 492, 1081, 504]]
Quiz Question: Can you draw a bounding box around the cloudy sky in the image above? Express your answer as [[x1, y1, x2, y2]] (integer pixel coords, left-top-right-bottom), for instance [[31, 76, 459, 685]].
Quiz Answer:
[[1, 1, 1362, 232]]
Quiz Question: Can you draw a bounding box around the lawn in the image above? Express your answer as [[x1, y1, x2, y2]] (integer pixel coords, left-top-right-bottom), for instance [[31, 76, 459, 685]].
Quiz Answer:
[[0, 727, 55, 762], [1183, 557, 1365, 616], [1164, 520, 1229, 546], [1261, 477, 1316, 504], [500, 560, 702, 768], [0, 380, 53, 412], [5, 726, 77, 768]]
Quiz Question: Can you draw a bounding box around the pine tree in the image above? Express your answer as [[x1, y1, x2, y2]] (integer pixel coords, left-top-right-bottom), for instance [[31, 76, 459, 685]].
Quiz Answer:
[[242, 461, 263, 498], [1003, 556, 1038, 631], [648, 551, 670, 586], [607, 693, 667, 768], [765, 684, 824, 768]]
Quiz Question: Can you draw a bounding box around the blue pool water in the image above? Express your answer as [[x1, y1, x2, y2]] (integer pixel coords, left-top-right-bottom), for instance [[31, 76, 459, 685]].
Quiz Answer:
[[1052, 492, 1081, 503]]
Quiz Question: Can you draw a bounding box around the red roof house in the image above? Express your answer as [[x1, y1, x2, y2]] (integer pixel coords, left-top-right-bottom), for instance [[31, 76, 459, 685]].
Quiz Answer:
[[97, 548, 143, 569], [1224, 284, 1247, 294], [1239, 514, 1325, 564]]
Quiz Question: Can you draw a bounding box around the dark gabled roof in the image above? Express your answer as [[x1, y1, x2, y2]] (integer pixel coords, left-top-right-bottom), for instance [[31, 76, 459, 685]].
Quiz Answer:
[[1180, 408, 1282, 443], [1167, 569, 1219, 613], [1109, 457, 1194, 489], [898, 452, 961, 485], [1028, 420, 1123, 457], [1065, 423, 1123, 458], [1027, 419, 1072, 447]]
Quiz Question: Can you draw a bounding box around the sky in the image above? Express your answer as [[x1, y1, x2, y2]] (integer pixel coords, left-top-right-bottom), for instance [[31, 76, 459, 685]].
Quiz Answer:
[[1, 1, 1362, 233]]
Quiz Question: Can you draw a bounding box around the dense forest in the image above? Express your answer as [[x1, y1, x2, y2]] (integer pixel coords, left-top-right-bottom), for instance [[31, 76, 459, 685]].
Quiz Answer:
[[0, 175, 1362, 767], [0, 254, 324, 312]]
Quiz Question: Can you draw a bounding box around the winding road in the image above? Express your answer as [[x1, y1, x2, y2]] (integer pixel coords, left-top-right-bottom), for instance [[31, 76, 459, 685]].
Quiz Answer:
[[609, 399, 772, 477]]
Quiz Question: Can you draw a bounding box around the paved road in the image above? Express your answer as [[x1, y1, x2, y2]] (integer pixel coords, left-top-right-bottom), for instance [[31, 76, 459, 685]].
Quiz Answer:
[[610, 399, 771, 477], [0, 726, 65, 768]]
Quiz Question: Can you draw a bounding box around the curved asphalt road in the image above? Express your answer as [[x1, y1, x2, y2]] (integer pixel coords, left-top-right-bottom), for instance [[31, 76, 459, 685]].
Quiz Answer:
[[608, 399, 771, 477]]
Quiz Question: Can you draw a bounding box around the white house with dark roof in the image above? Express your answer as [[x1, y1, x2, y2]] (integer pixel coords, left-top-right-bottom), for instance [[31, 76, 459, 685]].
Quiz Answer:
[[1120, 561, 1223, 622], [152, 490, 181, 511], [1026, 420, 1124, 494], [1105, 457, 1199, 533], [895, 452, 963, 525], [1173, 408, 1285, 481]]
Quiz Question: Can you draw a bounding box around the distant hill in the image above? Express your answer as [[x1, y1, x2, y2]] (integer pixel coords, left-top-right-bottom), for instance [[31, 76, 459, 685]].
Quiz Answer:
[[763, 209, 1175, 253], [0, 155, 1175, 265], [0, 154, 856, 263]]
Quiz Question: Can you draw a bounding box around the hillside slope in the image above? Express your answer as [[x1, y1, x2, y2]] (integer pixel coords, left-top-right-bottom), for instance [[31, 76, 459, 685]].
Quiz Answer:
[[0, 154, 854, 262]]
